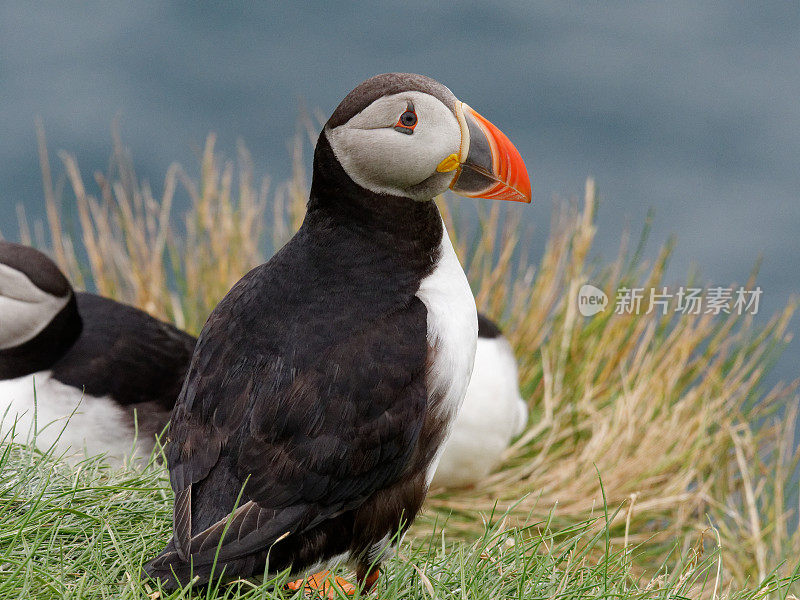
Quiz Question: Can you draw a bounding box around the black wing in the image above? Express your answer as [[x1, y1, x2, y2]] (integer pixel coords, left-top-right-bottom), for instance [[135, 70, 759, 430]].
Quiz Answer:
[[165, 241, 429, 565], [52, 293, 196, 414]]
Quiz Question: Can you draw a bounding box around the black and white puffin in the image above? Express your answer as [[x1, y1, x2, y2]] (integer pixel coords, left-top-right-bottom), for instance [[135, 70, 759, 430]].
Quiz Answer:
[[431, 314, 527, 488], [144, 73, 531, 593], [0, 241, 196, 461]]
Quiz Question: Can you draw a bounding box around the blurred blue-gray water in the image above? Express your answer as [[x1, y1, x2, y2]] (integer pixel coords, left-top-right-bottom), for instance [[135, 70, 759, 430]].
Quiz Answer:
[[1, 2, 798, 386]]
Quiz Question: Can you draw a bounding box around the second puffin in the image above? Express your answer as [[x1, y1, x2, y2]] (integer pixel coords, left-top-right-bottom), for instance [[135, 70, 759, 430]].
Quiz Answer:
[[144, 72, 531, 593]]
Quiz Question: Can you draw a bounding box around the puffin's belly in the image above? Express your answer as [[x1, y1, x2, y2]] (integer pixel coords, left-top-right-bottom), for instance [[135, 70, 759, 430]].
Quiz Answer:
[[0, 371, 150, 463], [432, 335, 528, 488], [415, 223, 478, 486]]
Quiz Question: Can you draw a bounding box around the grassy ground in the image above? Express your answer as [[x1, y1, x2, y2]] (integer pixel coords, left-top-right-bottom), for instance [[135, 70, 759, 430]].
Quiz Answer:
[[2, 129, 799, 598], [1, 439, 796, 600]]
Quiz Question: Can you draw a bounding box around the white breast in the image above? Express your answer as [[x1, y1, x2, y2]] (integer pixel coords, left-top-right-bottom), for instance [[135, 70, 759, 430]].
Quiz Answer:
[[0, 371, 151, 464], [415, 221, 478, 486], [431, 335, 528, 488]]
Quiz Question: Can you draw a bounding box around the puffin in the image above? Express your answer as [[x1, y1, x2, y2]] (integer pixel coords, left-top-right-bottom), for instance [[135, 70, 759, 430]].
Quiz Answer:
[[143, 72, 531, 593], [0, 241, 196, 462], [431, 314, 527, 489]]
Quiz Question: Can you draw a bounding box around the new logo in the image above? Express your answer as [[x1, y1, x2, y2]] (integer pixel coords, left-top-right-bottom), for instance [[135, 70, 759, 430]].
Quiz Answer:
[[577, 284, 608, 316]]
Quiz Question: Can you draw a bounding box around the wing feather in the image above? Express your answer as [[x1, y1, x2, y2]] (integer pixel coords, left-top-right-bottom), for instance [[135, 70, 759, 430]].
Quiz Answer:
[[172, 487, 192, 560]]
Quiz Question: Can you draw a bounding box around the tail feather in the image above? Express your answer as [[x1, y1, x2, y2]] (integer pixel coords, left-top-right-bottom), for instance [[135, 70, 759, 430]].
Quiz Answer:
[[141, 537, 263, 589], [142, 539, 195, 589]]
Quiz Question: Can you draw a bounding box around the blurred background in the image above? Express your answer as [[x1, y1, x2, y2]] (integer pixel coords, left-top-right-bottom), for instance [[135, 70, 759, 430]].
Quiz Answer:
[[1, 2, 797, 386]]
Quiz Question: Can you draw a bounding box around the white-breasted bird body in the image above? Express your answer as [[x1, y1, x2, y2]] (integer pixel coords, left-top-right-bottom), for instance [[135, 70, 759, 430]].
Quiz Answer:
[[432, 314, 527, 488]]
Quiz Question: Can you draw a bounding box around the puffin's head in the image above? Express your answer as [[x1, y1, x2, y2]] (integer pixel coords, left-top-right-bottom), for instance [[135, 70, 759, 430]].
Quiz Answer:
[[322, 73, 531, 203], [0, 241, 75, 350]]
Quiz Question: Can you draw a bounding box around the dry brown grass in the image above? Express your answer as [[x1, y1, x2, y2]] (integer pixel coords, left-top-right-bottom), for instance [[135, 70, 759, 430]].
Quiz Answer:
[[16, 129, 800, 593]]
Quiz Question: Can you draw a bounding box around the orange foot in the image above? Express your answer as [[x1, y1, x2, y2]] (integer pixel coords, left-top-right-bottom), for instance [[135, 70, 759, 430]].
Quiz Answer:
[[359, 568, 380, 592], [286, 569, 380, 598], [286, 571, 357, 598]]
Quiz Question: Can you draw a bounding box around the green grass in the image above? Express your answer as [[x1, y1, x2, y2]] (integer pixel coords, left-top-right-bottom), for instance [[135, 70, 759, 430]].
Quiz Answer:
[[2, 436, 797, 600]]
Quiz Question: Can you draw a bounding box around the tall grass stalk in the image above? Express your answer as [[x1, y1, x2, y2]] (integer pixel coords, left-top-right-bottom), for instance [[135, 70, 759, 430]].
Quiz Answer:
[[10, 129, 799, 595]]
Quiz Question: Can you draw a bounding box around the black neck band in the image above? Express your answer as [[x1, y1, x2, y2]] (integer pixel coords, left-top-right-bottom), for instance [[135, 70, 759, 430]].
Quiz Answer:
[[307, 131, 444, 276]]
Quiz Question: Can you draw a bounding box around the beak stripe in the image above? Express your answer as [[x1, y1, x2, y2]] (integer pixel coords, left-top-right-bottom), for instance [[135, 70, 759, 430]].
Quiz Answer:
[[468, 108, 530, 202], [453, 102, 471, 162]]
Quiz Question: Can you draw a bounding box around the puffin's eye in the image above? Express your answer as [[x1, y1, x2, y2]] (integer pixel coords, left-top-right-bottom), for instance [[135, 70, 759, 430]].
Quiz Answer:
[[394, 105, 418, 135], [400, 111, 417, 127]]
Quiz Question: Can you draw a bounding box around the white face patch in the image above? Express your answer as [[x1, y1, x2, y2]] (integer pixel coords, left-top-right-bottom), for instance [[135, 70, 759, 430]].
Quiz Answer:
[[325, 91, 462, 200], [0, 264, 70, 350]]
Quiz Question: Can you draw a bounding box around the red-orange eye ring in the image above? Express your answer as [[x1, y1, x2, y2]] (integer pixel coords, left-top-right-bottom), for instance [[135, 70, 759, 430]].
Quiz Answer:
[[394, 103, 418, 135], [398, 110, 417, 128]]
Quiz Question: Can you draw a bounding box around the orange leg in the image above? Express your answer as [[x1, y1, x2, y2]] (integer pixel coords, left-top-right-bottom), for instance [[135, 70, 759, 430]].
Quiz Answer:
[[358, 568, 380, 592], [286, 571, 358, 598]]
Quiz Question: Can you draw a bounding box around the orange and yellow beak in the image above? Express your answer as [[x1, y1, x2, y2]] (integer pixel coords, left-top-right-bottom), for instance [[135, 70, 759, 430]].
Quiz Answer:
[[437, 103, 532, 203]]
